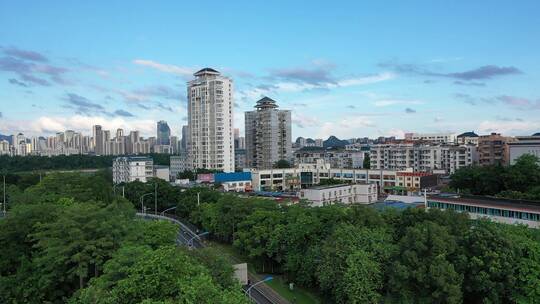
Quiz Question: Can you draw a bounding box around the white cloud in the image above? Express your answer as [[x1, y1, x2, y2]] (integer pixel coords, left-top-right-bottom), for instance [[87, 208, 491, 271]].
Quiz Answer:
[[316, 116, 375, 138], [477, 120, 540, 136], [374, 99, 424, 107], [133, 59, 196, 77]]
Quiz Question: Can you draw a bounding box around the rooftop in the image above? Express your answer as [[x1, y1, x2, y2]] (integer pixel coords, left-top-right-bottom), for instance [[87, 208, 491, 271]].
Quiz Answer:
[[255, 96, 279, 109], [428, 195, 540, 213], [457, 131, 478, 138], [194, 67, 220, 76]]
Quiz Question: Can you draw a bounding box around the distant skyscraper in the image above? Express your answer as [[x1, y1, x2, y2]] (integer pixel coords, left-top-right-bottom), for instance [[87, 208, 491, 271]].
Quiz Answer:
[[180, 125, 188, 152], [92, 125, 104, 155], [245, 96, 292, 169], [157, 120, 171, 145], [187, 68, 234, 172]]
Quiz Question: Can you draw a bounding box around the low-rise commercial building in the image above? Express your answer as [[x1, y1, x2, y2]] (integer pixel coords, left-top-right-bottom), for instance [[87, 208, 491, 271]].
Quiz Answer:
[[396, 172, 439, 192], [299, 183, 378, 207], [427, 195, 540, 228], [251, 160, 398, 193], [113, 156, 154, 184], [506, 134, 540, 164], [215, 172, 252, 192]]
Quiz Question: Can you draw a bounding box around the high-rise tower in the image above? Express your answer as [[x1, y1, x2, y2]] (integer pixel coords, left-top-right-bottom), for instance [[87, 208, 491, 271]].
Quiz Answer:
[[187, 68, 234, 172]]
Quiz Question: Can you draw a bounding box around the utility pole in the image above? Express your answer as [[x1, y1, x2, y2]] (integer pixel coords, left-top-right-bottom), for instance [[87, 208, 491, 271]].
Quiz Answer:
[[197, 192, 200, 207]]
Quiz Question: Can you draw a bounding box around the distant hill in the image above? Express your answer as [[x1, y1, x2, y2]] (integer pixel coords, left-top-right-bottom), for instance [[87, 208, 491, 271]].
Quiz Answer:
[[0, 134, 10, 143], [323, 136, 349, 148]]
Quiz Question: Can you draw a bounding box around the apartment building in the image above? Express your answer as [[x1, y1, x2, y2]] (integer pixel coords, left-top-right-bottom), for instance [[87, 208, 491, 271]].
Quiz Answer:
[[245, 96, 292, 169], [478, 133, 515, 166], [294, 147, 367, 169], [406, 132, 457, 144], [187, 68, 235, 172], [370, 143, 477, 174], [299, 183, 378, 207], [113, 156, 154, 184], [457, 131, 479, 145]]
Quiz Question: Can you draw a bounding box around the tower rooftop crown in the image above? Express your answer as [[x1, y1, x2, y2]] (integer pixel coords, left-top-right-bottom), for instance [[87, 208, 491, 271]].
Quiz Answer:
[[194, 67, 220, 76], [255, 96, 279, 109]]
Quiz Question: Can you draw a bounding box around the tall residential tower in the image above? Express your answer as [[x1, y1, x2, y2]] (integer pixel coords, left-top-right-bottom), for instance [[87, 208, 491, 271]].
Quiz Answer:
[[187, 68, 234, 172], [245, 96, 292, 169]]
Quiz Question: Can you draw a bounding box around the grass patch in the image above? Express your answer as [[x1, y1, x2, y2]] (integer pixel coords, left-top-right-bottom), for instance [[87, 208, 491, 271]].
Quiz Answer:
[[208, 241, 322, 303], [265, 275, 321, 304]]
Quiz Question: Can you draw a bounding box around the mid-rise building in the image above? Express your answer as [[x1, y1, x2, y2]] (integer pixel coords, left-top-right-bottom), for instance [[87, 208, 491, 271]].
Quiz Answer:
[[299, 183, 378, 207], [478, 133, 515, 166], [187, 68, 235, 172], [170, 153, 190, 180], [294, 147, 367, 169], [113, 156, 154, 184], [245, 96, 292, 169], [506, 134, 540, 164], [406, 132, 457, 144], [457, 131, 479, 145], [370, 143, 477, 174]]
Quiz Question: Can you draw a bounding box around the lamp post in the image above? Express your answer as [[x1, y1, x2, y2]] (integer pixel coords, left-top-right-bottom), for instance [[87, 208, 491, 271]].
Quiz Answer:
[[139, 193, 153, 214], [161, 206, 177, 216], [187, 231, 209, 248], [246, 276, 273, 300]]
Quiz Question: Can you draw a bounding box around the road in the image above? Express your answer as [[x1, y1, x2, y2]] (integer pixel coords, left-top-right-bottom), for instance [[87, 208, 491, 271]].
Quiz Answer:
[[136, 212, 282, 304]]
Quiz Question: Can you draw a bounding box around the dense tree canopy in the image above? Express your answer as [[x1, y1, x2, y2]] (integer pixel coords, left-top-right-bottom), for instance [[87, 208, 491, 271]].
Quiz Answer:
[[450, 154, 540, 200], [0, 172, 247, 304]]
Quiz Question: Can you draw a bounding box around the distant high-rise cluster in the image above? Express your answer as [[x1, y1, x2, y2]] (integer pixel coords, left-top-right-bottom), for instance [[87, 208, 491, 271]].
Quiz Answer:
[[0, 120, 179, 157]]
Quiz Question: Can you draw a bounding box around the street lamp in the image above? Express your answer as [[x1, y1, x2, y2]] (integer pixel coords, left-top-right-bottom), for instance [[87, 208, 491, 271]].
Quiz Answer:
[[246, 276, 273, 300], [188, 231, 209, 248], [161, 206, 177, 216], [139, 193, 153, 214]]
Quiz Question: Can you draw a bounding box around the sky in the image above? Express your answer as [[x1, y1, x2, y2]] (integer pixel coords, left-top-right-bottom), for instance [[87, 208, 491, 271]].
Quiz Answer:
[[1, 1, 539, 140]]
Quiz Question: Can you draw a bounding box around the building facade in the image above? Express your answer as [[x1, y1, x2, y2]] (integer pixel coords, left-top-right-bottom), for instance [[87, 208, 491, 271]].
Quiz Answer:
[[370, 143, 477, 174], [187, 68, 235, 172], [113, 156, 154, 184], [506, 134, 540, 164], [245, 97, 292, 169], [251, 160, 399, 193], [299, 183, 378, 207], [478, 133, 515, 166], [294, 147, 367, 169], [157, 120, 171, 145]]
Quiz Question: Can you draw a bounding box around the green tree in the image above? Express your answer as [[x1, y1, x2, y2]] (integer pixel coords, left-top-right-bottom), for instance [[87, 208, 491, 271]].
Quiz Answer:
[[274, 159, 292, 168], [343, 250, 382, 304], [388, 221, 463, 303], [363, 153, 371, 169]]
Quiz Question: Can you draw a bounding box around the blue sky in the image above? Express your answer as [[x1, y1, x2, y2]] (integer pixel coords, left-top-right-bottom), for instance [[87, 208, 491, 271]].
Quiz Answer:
[[1, 1, 539, 139]]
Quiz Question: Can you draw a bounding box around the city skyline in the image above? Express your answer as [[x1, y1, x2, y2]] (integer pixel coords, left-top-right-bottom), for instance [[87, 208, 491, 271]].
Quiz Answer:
[[1, 1, 540, 139]]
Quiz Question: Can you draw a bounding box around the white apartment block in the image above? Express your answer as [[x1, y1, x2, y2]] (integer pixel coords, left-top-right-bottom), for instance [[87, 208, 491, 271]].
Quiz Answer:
[[294, 148, 367, 169], [251, 160, 398, 193], [245, 97, 292, 169], [370, 143, 477, 174], [299, 183, 378, 207], [406, 132, 457, 144], [187, 68, 235, 172], [113, 156, 154, 184]]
